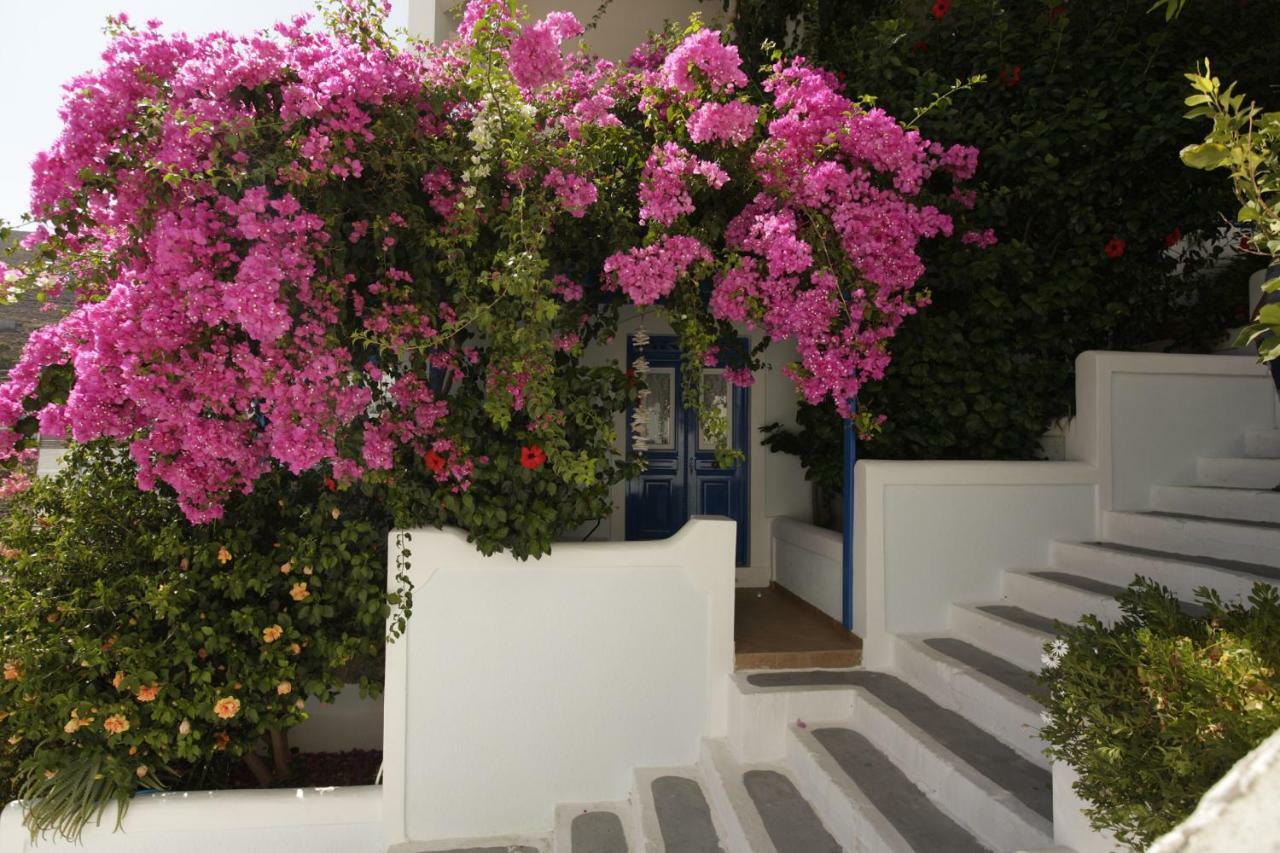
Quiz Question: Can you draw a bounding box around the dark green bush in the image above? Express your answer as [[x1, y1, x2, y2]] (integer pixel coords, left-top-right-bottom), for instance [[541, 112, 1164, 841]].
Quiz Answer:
[[741, 0, 1273, 483], [1039, 579, 1280, 849]]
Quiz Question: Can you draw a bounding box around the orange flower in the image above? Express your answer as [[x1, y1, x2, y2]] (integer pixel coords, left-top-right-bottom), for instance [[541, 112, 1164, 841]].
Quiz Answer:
[[178, 719, 191, 736], [276, 681, 292, 696], [136, 684, 159, 702], [279, 561, 292, 574], [262, 624, 283, 643], [330, 507, 341, 520], [216, 546, 232, 564], [136, 765, 149, 779], [288, 643, 301, 656], [213, 696, 241, 720], [213, 731, 229, 751], [3, 661, 19, 681], [112, 671, 125, 690], [64, 710, 93, 734], [103, 714, 130, 735], [289, 582, 309, 602]]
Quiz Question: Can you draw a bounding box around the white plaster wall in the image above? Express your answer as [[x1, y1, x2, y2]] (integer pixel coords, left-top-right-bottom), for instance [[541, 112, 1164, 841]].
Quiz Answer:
[[409, 0, 716, 59], [771, 517, 842, 622], [381, 519, 735, 846], [1067, 351, 1275, 514], [853, 461, 1098, 663], [0, 786, 381, 853]]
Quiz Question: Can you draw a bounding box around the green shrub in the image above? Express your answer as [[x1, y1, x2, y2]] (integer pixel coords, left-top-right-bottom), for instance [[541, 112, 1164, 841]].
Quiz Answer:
[[738, 0, 1274, 479], [1039, 579, 1280, 850], [0, 444, 401, 838]]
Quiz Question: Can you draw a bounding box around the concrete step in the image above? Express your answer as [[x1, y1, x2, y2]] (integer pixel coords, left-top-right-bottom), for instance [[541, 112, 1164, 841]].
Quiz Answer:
[[1001, 570, 1126, 626], [1197, 456, 1280, 490], [633, 767, 726, 853], [1150, 484, 1280, 525], [1050, 540, 1280, 605], [554, 803, 635, 853], [841, 672, 1053, 851], [891, 634, 1046, 769], [1103, 511, 1280, 568], [699, 738, 839, 853], [950, 603, 1060, 673], [1245, 429, 1280, 458], [792, 724, 989, 853]]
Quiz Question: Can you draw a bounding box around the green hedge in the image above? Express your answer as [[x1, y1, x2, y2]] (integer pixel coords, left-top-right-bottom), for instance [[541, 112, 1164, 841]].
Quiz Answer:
[[1039, 579, 1280, 849], [743, 0, 1273, 484]]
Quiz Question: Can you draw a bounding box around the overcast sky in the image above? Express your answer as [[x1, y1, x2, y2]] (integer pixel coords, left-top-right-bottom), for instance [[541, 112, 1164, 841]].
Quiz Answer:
[[0, 1, 410, 225]]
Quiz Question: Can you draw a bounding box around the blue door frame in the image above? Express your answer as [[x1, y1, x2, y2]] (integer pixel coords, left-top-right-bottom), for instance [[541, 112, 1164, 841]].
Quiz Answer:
[[624, 335, 750, 566]]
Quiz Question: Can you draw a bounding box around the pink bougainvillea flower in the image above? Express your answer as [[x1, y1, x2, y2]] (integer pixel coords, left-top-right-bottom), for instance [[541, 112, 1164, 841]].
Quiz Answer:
[[1164, 227, 1183, 248]]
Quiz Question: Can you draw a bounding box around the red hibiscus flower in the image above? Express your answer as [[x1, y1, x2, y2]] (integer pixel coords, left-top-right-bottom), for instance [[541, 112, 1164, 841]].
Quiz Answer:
[[911, 40, 930, 54], [520, 445, 547, 470], [323, 477, 337, 492], [424, 450, 447, 475], [931, 0, 951, 19], [999, 65, 1022, 89], [1050, 2, 1068, 20], [1104, 238, 1126, 259], [1164, 227, 1183, 248]]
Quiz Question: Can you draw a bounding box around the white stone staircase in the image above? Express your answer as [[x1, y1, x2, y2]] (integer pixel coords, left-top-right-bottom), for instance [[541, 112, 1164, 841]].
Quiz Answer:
[[418, 427, 1280, 853]]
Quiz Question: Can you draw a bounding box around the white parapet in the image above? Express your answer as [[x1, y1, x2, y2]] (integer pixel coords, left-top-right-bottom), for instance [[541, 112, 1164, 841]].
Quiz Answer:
[[381, 518, 737, 847], [0, 785, 381, 853], [771, 516, 843, 624]]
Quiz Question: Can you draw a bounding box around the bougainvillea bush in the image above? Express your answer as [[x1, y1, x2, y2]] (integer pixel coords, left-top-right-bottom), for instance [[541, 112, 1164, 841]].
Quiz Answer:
[[741, 0, 1276, 481], [1039, 579, 1280, 849], [0, 0, 984, 559], [0, 443, 398, 837]]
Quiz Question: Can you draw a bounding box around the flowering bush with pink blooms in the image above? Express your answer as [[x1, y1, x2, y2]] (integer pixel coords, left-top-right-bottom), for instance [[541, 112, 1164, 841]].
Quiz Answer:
[[0, 0, 981, 558]]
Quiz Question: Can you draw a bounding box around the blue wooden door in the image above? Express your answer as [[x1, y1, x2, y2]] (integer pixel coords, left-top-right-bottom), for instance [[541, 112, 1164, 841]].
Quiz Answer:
[[625, 336, 749, 565]]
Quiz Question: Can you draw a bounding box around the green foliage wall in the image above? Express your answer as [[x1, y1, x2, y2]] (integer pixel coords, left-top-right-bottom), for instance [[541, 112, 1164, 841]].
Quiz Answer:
[[744, 0, 1275, 483]]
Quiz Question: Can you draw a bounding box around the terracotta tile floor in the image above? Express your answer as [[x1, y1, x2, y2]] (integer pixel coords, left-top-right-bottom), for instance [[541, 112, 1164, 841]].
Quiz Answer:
[[734, 584, 862, 671]]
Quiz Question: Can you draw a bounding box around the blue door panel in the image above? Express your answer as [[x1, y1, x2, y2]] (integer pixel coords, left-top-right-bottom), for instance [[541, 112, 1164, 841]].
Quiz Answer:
[[625, 336, 750, 566]]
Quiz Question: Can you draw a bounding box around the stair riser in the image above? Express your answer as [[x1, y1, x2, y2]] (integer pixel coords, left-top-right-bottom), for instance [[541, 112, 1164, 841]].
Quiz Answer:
[[783, 727, 913, 853], [1150, 485, 1280, 525], [846, 689, 1054, 851], [949, 604, 1053, 673], [1050, 542, 1273, 604], [1245, 430, 1280, 458], [728, 683, 856, 764], [1197, 457, 1280, 490], [1001, 573, 1124, 626], [1104, 512, 1280, 568], [890, 637, 1047, 770], [697, 741, 768, 853]]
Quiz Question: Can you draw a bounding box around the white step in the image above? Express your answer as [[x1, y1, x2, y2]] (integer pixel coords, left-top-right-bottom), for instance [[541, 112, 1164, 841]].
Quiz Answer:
[[1245, 429, 1280, 458], [554, 802, 637, 853], [889, 634, 1046, 769], [727, 673, 858, 763], [1001, 570, 1125, 625], [1150, 484, 1280, 525], [1050, 540, 1280, 605], [1103, 510, 1280, 568], [1197, 456, 1280, 490], [842, 679, 1054, 851], [950, 603, 1057, 673], [632, 766, 728, 853], [697, 740, 774, 853], [784, 724, 922, 853]]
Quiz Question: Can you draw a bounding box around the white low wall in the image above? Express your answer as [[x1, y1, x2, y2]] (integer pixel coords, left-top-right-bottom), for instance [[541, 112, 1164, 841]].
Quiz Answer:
[[771, 517, 843, 623], [1068, 351, 1274, 513], [381, 518, 736, 847], [0, 786, 380, 853], [853, 460, 1097, 666]]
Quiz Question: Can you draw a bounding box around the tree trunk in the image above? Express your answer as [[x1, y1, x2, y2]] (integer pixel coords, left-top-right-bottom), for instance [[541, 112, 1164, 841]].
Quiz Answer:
[[270, 728, 292, 782], [243, 750, 274, 788]]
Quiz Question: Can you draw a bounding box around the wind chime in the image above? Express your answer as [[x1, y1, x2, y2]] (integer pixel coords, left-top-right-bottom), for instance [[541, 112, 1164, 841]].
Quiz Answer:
[[630, 324, 651, 454]]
